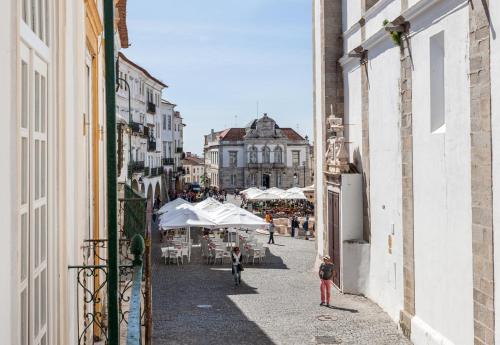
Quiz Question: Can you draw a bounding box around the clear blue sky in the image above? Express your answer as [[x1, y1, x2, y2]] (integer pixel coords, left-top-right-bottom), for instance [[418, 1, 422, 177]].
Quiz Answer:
[[125, 0, 313, 155]]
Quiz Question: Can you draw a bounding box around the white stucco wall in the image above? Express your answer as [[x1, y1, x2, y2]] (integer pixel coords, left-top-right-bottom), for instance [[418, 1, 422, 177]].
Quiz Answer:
[[410, 3, 473, 344], [221, 145, 245, 168], [313, 0, 325, 259], [365, 0, 402, 39], [0, 0, 15, 342], [343, 62, 362, 167], [491, 1, 500, 343], [365, 40, 404, 322]]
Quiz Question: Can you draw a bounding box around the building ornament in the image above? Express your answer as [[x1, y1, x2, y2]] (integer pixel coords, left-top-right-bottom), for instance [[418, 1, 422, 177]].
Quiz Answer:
[[326, 106, 350, 174]]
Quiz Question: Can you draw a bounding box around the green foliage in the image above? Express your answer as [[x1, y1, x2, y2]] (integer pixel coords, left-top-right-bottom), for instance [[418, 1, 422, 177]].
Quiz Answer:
[[383, 19, 402, 47]]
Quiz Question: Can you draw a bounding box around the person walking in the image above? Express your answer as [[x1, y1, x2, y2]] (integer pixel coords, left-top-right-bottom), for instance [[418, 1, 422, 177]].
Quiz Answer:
[[319, 255, 335, 307], [231, 247, 243, 286], [303, 216, 310, 240], [290, 216, 296, 238], [268, 219, 276, 244]]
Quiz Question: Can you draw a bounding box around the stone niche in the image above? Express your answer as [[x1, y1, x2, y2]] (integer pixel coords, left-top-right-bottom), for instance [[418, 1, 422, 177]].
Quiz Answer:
[[325, 114, 349, 174]]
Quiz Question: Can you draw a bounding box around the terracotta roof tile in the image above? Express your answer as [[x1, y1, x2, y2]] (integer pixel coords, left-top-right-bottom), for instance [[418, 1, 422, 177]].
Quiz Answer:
[[219, 128, 246, 141], [281, 128, 305, 141]]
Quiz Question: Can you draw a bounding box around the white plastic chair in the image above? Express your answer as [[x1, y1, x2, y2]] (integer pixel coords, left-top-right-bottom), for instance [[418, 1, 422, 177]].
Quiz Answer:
[[161, 247, 169, 264], [181, 245, 189, 263], [168, 249, 181, 265], [213, 250, 224, 265]]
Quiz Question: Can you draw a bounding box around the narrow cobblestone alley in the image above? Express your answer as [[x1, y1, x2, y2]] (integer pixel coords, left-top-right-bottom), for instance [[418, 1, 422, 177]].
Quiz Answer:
[[152, 229, 411, 345]]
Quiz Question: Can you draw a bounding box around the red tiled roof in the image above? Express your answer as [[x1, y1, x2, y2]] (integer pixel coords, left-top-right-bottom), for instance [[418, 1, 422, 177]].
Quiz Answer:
[[118, 52, 168, 88], [182, 156, 204, 166], [219, 128, 246, 141], [281, 128, 305, 141]]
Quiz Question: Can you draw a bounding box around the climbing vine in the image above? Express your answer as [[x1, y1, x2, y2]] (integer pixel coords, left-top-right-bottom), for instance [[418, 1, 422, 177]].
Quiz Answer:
[[383, 19, 402, 47]]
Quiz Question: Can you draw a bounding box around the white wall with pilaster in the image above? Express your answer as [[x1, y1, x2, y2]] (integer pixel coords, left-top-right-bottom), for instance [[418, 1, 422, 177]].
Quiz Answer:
[[365, 40, 404, 322], [410, 2, 473, 344]]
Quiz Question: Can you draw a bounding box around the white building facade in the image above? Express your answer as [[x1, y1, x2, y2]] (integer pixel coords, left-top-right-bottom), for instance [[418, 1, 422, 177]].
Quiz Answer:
[[204, 114, 311, 191], [313, 1, 499, 344], [0, 0, 128, 344], [116, 52, 166, 202]]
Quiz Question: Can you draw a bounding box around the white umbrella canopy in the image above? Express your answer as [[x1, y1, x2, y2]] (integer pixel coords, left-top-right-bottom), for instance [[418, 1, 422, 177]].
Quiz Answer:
[[217, 209, 267, 228], [282, 190, 307, 200], [156, 198, 192, 215], [267, 187, 286, 197], [249, 190, 280, 201], [159, 206, 217, 229], [194, 197, 222, 212], [242, 187, 263, 199], [287, 187, 303, 194]]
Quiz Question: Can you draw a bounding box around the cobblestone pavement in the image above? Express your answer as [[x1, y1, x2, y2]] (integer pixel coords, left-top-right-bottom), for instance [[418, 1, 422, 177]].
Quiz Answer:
[[152, 225, 411, 345]]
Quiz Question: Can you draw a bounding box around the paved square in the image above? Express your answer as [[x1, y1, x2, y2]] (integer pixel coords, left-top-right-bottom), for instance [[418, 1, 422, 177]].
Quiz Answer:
[[152, 229, 411, 345]]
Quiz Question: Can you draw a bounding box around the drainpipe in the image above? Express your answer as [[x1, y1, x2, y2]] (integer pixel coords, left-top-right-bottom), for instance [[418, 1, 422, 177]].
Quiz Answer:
[[103, 1, 119, 344]]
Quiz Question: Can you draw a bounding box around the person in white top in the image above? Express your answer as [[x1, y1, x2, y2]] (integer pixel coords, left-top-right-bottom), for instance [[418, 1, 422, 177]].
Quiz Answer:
[[231, 247, 243, 286]]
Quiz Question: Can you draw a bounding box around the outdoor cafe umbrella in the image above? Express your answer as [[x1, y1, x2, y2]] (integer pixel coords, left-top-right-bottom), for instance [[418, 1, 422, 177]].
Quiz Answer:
[[217, 210, 267, 229], [156, 197, 192, 215], [194, 197, 222, 212], [159, 206, 217, 260]]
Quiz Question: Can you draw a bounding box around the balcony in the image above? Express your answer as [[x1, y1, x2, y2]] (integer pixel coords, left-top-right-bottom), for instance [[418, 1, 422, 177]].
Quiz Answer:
[[144, 167, 150, 176], [273, 162, 286, 168], [128, 161, 145, 179], [143, 126, 150, 138], [68, 186, 148, 345], [151, 167, 162, 177], [129, 121, 143, 134], [147, 102, 156, 114], [162, 158, 175, 166], [148, 138, 156, 152], [176, 147, 183, 153]]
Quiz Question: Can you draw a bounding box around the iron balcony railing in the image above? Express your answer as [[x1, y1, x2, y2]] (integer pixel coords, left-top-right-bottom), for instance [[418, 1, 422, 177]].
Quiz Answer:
[[147, 102, 156, 114], [150, 167, 162, 177], [68, 186, 149, 345], [129, 122, 143, 134], [128, 161, 145, 180], [162, 158, 174, 166], [176, 147, 183, 153], [144, 167, 150, 176], [147, 139, 156, 152]]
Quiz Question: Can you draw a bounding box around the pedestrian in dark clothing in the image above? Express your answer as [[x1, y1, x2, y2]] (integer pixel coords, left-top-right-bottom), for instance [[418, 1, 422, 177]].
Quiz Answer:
[[290, 216, 296, 238], [303, 216, 309, 240], [232, 247, 243, 286], [268, 220, 276, 244]]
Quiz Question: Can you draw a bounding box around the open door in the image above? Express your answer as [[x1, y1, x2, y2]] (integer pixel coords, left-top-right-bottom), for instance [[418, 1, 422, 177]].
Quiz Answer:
[[328, 191, 341, 289]]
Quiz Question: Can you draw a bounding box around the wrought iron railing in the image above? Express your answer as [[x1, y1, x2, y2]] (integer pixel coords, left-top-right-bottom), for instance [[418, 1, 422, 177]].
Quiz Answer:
[[162, 158, 174, 165], [68, 187, 149, 345], [147, 102, 156, 114], [176, 147, 183, 153]]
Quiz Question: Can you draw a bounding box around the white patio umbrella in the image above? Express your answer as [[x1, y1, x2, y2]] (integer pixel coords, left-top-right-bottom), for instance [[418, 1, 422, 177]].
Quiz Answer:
[[217, 210, 267, 229], [287, 187, 303, 194], [156, 198, 192, 215], [249, 190, 281, 201], [194, 197, 222, 212], [159, 206, 217, 261], [282, 190, 307, 200]]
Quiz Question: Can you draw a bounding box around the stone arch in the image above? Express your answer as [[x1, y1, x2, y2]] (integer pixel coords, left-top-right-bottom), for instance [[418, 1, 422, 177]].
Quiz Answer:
[[154, 181, 161, 200], [274, 145, 283, 164], [147, 184, 153, 203], [131, 179, 139, 192]]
